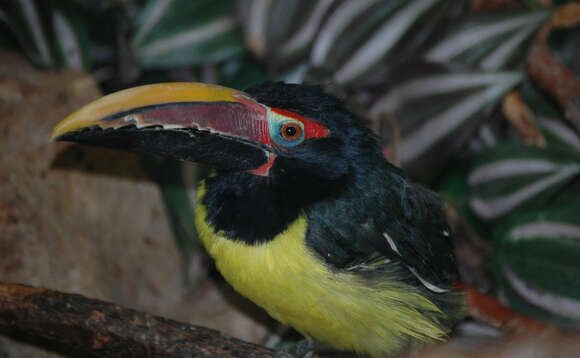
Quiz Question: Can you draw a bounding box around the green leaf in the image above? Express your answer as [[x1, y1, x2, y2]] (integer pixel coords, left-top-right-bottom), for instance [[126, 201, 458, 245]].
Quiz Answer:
[[2, 0, 54, 67], [548, 26, 580, 78], [140, 155, 202, 285], [238, 0, 334, 71], [366, 66, 522, 178], [310, 0, 460, 84], [278, 62, 309, 84], [495, 205, 580, 326], [132, 0, 244, 68], [518, 80, 563, 118], [438, 159, 490, 240], [517, 82, 580, 154], [426, 10, 550, 70], [538, 117, 580, 155], [498, 277, 580, 327], [468, 143, 580, 220], [52, 3, 92, 71], [217, 56, 268, 90]]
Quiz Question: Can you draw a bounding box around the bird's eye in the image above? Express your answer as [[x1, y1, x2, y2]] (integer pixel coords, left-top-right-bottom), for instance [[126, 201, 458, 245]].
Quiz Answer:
[[281, 123, 301, 140], [270, 119, 305, 147], [268, 108, 311, 147]]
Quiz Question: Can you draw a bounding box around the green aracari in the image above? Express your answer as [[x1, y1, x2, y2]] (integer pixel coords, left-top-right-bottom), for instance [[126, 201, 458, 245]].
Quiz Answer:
[[52, 81, 467, 357]]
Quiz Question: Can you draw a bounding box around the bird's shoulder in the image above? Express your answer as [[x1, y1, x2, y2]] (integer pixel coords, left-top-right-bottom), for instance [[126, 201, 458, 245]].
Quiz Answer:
[[305, 167, 459, 293]]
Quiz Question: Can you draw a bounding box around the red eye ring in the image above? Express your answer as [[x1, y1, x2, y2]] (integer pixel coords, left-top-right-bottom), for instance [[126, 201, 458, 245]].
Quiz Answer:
[[281, 122, 302, 140]]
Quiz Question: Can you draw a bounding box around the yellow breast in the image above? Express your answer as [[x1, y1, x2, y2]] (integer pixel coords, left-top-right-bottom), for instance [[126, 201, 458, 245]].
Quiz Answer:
[[195, 181, 449, 357]]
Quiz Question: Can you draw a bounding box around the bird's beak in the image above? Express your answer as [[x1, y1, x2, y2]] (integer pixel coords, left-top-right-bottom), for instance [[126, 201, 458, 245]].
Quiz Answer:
[[52, 82, 273, 173]]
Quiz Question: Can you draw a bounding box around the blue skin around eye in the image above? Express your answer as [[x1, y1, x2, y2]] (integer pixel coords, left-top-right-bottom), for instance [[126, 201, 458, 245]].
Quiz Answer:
[[270, 120, 305, 147]]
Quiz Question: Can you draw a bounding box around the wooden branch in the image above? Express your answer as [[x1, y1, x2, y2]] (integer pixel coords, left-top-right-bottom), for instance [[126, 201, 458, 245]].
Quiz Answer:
[[0, 282, 274, 358]]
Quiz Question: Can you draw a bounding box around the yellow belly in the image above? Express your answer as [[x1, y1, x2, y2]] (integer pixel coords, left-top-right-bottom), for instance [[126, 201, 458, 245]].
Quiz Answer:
[[195, 181, 449, 357]]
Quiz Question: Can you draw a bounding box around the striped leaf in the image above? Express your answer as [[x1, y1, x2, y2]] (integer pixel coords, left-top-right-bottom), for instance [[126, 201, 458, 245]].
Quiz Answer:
[[132, 0, 244, 69], [426, 10, 550, 70], [366, 66, 522, 177], [547, 17, 580, 75], [2, 1, 93, 71], [310, 0, 461, 85], [518, 81, 580, 155], [52, 4, 91, 71], [468, 143, 580, 220], [538, 117, 580, 154], [140, 156, 209, 286], [277, 62, 310, 84], [466, 121, 505, 154], [217, 56, 268, 90], [1, 0, 53, 67], [495, 206, 580, 326], [237, 0, 335, 71]]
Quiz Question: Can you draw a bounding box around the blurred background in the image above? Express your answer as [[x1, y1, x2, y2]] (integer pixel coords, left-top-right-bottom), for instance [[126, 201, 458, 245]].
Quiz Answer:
[[0, 0, 579, 357]]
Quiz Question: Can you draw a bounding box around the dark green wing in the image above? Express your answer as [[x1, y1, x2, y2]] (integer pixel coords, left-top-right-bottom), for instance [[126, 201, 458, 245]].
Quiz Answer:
[[373, 180, 458, 292], [305, 168, 459, 293]]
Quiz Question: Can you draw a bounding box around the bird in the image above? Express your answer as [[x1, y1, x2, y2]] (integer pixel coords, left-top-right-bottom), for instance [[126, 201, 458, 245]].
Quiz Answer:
[[52, 81, 466, 357]]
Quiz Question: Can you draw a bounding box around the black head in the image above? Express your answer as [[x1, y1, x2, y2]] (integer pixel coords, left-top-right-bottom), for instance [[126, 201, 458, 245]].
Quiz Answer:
[[244, 81, 382, 184], [52, 81, 387, 243]]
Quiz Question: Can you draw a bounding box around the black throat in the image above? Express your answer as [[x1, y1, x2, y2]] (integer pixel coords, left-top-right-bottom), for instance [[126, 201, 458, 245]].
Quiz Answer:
[[201, 169, 347, 245]]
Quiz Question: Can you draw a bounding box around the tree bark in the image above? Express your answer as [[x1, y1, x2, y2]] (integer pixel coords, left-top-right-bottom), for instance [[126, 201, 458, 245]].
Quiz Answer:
[[0, 282, 274, 358]]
